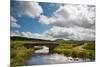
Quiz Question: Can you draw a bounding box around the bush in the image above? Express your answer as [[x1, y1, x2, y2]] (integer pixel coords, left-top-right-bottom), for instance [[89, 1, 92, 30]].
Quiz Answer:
[[64, 49, 72, 56], [34, 46, 43, 50], [71, 51, 80, 58], [87, 51, 95, 60], [11, 41, 34, 66], [78, 51, 88, 58], [83, 42, 95, 50]]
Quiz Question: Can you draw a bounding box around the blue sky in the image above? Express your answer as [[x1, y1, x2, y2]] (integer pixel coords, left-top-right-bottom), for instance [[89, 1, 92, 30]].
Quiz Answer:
[[11, 1, 59, 33], [10, 1, 95, 40]]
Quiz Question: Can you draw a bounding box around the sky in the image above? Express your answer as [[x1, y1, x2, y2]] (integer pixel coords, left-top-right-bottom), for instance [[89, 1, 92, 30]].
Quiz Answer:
[[10, 1, 95, 41]]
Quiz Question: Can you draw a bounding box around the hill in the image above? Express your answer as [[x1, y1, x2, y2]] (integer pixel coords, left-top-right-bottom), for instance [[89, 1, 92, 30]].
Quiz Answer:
[[11, 36, 50, 42]]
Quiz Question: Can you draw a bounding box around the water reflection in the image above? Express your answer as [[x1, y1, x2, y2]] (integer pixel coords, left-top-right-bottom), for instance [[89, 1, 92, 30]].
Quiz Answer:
[[35, 46, 49, 54], [27, 46, 92, 65], [27, 53, 91, 65]]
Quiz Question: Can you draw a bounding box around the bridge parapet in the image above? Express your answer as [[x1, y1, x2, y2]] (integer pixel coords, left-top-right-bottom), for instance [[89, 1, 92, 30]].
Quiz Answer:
[[24, 42, 59, 53]]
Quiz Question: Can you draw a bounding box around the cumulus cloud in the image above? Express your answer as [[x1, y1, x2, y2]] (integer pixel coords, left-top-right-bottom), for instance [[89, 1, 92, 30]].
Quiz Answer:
[[10, 31, 54, 40], [45, 26, 95, 40], [10, 30, 21, 36], [11, 2, 95, 41], [13, 1, 43, 18], [20, 32, 54, 40], [39, 4, 95, 29], [39, 4, 95, 40], [10, 16, 21, 28]]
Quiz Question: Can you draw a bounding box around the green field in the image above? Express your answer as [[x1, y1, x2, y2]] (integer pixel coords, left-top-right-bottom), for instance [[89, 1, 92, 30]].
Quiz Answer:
[[11, 36, 95, 67], [54, 41, 95, 59]]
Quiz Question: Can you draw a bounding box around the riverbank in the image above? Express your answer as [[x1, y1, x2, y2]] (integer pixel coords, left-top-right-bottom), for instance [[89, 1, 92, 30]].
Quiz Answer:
[[11, 41, 35, 67], [11, 37, 95, 66], [26, 53, 94, 65], [53, 42, 95, 60], [26, 45, 95, 65]]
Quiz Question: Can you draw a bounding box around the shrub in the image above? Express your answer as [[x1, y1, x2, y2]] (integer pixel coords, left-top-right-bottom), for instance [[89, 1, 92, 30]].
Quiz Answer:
[[87, 51, 95, 60], [71, 51, 80, 58], [78, 51, 88, 58], [34, 46, 43, 50], [83, 42, 95, 50], [64, 49, 72, 56], [11, 41, 34, 66]]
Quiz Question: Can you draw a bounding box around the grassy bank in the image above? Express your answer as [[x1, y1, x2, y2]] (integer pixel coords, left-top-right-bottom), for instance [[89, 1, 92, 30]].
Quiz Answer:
[[11, 37, 95, 66], [11, 41, 35, 67], [53, 41, 95, 60]]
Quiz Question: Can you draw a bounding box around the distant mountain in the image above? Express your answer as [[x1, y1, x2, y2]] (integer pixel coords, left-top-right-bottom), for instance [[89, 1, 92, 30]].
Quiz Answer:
[[54, 39, 66, 42], [11, 36, 50, 42], [11, 36, 95, 43]]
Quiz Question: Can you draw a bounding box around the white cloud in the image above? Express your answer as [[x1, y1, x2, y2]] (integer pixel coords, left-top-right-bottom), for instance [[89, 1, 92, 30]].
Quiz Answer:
[[11, 3, 95, 41], [20, 32, 54, 40], [39, 4, 95, 28], [39, 4, 95, 40], [10, 16, 21, 28], [10, 26, 95, 40], [45, 26, 95, 40], [10, 30, 21, 36], [15, 1, 43, 18]]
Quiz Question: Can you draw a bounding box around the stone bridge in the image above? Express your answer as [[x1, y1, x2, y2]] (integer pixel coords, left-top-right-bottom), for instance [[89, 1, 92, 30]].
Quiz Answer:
[[24, 42, 59, 53]]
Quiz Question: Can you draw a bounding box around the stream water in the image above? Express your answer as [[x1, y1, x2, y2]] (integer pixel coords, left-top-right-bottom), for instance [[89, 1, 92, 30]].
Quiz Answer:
[[26, 46, 92, 65]]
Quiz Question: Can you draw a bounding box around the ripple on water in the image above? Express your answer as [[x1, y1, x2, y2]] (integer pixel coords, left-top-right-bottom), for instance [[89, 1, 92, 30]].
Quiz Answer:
[[27, 53, 92, 65]]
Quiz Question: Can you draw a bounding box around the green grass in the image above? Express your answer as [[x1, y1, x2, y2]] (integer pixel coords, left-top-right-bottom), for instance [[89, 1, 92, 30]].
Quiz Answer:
[[34, 46, 43, 50], [53, 41, 95, 59], [11, 38, 95, 67], [83, 42, 95, 50], [11, 41, 34, 67]]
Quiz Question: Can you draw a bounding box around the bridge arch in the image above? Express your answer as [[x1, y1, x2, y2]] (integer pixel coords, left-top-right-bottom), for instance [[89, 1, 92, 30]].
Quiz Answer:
[[24, 42, 59, 53]]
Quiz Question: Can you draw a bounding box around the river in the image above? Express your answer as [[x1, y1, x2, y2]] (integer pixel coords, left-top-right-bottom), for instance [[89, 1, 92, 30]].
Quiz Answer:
[[26, 46, 92, 65]]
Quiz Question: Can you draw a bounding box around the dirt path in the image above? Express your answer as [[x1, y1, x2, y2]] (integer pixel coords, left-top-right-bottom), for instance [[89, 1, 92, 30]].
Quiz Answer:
[[72, 44, 87, 51]]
